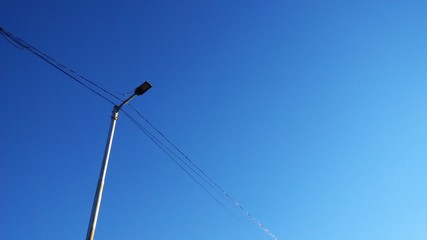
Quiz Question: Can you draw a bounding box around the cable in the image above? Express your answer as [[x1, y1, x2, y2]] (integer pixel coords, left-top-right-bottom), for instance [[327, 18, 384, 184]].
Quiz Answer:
[[0, 27, 120, 105], [121, 109, 262, 240], [127, 105, 279, 240], [1, 26, 278, 240], [1, 31, 25, 49]]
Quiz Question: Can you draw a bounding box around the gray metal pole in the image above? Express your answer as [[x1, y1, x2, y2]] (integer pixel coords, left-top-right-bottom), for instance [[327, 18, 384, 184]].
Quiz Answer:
[[85, 81, 151, 240], [85, 105, 120, 240]]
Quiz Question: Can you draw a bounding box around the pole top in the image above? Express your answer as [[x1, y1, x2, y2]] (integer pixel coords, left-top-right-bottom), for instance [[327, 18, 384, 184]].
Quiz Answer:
[[134, 81, 152, 96]]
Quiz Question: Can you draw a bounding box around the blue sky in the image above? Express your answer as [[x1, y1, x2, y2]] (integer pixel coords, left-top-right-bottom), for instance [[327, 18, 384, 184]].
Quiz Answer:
[[1, 1, 426, 239]]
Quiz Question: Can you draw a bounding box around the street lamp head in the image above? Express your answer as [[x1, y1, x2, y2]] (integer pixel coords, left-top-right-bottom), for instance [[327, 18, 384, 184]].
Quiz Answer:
[[134, 81, 152, 96]]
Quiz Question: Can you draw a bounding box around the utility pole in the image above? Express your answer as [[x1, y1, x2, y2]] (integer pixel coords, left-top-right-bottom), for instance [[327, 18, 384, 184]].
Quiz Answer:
[[85, 81, 152, 240]]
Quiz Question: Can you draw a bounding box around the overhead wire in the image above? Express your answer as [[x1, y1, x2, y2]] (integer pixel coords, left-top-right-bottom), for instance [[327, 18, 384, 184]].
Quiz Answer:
[[1, 30, 26, 49], [0, 26, 120, 105], [1, 26, 278, 240], [127, 104, 279, 240], [121, 109, 262, 240]]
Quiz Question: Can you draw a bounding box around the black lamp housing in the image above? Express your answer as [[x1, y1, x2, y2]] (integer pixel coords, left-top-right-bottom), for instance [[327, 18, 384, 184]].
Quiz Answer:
[[134, 81, 152, 96]]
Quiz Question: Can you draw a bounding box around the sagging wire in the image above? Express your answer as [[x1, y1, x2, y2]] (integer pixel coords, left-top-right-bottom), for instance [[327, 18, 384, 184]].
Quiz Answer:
[[0, 26, 121, 105], [121, 109, 263, 240], [126, 105, 278, 240], [1, 25, 278, 240]]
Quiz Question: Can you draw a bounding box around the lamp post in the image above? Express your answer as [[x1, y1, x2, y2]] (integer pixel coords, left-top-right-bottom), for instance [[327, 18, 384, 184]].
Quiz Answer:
[[85, 81, 152, 240]]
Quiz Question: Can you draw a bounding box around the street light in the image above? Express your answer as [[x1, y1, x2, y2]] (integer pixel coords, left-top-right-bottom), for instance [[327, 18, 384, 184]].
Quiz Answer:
[[85, 81, 152, 240]]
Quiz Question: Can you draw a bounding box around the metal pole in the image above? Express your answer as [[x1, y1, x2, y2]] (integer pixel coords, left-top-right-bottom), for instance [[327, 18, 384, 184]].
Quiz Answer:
[[85, 105, 120, 240], [85, 81, 151, 240]]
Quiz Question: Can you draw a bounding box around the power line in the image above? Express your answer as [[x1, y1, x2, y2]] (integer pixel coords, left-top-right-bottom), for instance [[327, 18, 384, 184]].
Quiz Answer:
[[1, 26, 278, 240], [0, 26, 120, 105], [121, 109, 263, 240], [127, 105, 279, 240], [124, 106, 278, 240]]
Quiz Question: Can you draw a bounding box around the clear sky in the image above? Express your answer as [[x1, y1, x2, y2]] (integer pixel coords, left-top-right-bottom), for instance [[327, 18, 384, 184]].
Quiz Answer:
[[1, 1, 426, 239]]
